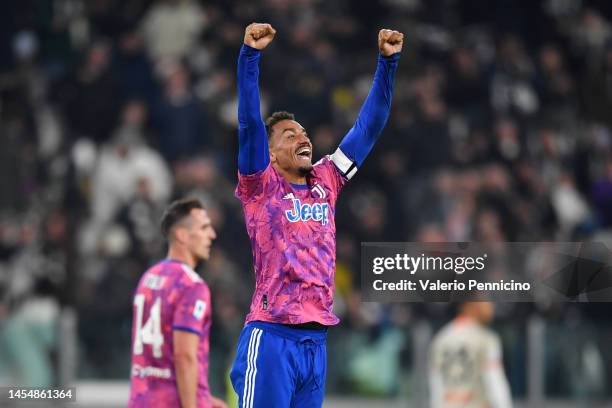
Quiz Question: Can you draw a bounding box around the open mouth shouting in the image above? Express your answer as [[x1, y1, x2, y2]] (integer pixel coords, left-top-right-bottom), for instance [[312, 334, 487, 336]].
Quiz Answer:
[[295, 144, 312, 162]]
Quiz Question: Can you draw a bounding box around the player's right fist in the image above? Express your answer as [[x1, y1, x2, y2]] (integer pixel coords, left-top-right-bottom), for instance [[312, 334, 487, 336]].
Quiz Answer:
[[244, 23, 277, 50]]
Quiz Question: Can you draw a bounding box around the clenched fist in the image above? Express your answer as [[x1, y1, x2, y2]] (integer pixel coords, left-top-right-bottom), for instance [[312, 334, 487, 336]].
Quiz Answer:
[[244, 23, 277, 50], [378, 29, 404, 56]]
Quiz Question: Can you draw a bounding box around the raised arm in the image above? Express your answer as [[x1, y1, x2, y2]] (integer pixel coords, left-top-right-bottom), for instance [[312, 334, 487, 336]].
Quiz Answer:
[[331, 29, 403, 180], [237, 23, 277, 175]]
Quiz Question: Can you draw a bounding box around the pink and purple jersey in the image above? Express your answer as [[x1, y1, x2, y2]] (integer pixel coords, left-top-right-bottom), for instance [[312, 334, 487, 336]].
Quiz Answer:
[[128, 259, 212, 408], [235, 44, 399, 327], [236, 156, 348, 326]]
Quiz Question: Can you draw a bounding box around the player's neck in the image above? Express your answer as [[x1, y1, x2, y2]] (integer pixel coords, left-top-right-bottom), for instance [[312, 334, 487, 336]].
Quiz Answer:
[[166, 247, 197, 269], [454, 314, 478, 325], [273, 163, 307, 185]]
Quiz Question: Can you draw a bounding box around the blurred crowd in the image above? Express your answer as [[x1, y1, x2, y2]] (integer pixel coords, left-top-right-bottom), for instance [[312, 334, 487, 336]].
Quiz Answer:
[[1, 0, 612, 401]]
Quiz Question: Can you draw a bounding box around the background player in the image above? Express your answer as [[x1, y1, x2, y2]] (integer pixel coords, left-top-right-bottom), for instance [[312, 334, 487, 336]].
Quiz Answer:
[[230, 23, 402, 407], [429, 301, 513, 408], [128, 198, 227, 408]]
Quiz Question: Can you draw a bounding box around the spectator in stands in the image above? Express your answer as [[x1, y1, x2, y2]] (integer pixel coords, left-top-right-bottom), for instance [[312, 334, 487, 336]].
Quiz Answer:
[[139, 0, 207, 62], [90, 100, 172, 229], [151, 63, 210, 162]]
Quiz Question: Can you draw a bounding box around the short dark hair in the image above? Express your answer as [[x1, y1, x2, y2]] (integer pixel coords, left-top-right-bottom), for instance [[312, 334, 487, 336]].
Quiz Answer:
[[160, 198, 204, 239], [265, 111, 295, 139]]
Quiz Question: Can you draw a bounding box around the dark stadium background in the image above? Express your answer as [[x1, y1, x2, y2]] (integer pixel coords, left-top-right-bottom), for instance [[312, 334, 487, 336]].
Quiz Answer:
[[1, 0, 612, 406]]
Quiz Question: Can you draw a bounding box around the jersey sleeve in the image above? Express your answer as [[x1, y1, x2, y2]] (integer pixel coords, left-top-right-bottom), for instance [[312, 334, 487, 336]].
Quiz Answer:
[[316, 156, 349, 198], [482, 335, 513, 408], [237, 44, 270, 175], [172, 283, 210, 336], [428, 340, 444, 408], [333, 52, 400, 180], [235, 163, 276, 203]]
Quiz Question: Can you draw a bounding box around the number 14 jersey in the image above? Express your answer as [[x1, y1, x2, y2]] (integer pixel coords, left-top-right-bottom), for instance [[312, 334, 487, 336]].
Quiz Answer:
[[128, 259, 212, 408]]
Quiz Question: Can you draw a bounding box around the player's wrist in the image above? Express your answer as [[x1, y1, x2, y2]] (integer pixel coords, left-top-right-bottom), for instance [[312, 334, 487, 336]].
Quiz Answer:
[[378, 51, 401, 61], [241, 43, 261, 55]]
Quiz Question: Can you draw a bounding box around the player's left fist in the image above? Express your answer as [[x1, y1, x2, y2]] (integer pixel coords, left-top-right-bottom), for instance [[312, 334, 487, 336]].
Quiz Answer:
[[378, 29, 404, 56]]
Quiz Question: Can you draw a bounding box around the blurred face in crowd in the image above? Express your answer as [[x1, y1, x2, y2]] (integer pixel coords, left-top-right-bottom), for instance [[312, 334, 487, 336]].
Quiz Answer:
[[173, 208, 217, 262], [123, 100, 147, 127], [163, 65, 190, 103], [269, 119, 313, 178], [454, 48, 477, 76], [45, 211, 67, 243], [540, 46, 562, 73], [167, 67, 189, 93], [85, 42, 111, 75]]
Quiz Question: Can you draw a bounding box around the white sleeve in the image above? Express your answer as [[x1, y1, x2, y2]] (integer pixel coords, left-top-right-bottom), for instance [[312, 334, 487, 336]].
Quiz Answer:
[[482, 337, 513, 408], [428, 369, 445, 408], [428, 345, 444, 408]]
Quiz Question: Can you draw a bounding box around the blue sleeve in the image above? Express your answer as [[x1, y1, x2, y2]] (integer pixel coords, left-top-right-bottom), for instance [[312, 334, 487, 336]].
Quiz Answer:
[[237, 44, 270, 175], [333, 52, 400, 179]]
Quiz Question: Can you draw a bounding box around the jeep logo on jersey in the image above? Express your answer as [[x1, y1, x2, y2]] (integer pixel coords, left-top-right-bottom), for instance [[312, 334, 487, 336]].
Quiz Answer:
[[285, 199, 330, 225]]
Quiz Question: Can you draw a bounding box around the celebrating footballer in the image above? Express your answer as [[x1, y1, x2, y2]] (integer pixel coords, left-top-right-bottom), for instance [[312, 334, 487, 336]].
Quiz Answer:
[[230, 23, 403, 407]]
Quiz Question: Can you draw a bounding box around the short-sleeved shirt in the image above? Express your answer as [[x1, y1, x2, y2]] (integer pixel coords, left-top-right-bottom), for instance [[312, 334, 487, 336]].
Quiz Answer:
[[429, 318, 504, 408], [128, 260, 212, 408], [236, 156, 348, 325]]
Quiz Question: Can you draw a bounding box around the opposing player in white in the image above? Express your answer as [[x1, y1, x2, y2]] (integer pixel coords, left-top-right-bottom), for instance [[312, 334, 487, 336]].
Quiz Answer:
[[429, 301, 513, 408]]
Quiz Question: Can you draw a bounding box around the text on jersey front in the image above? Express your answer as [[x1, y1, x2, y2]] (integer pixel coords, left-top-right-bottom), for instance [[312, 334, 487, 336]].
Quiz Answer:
[[284, 199, 330, 225]]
